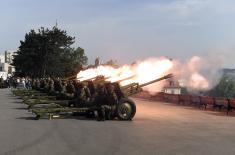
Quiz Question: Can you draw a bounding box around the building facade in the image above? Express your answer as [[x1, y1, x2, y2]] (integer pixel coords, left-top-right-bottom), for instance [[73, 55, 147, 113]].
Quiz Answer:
[[0, 50, 16, 79], [162, 78, 182, 95]]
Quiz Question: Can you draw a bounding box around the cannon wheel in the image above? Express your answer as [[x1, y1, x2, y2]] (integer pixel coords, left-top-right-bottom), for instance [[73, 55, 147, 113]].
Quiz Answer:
[[35, 115, 41, 120], [117, 98, 136, 121]]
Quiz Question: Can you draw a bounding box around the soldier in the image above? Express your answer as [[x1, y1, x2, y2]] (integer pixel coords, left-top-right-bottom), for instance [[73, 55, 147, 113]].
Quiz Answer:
[[40, 78, 44, 89], [54, 78, 63, 93], [25, 78, 31, 89], [65, 80, 76, 99], [31, 79, 35, 89], [95, 57, 100, 67], [66, 80, 76, 94], [56, 80, 68, 100], [43, 79, 49, 92], [68, 80, 80, 107], [84, 82, 91, 102], [105, 83, 118, 120], [35, 79, 41, 90], [61, 81, 67, 93], [75, 82, 91, 107], [95, 84, 107, 121], [13, 77, 17, 88], [48, 79, 55, 94], [0, 76, 4, 88]]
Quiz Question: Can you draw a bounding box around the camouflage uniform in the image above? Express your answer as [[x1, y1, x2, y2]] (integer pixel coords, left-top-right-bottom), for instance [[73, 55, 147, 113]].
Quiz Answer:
[[95, 84, 107, 121], [40, 79, 46, 89], [31, 79, 36, 89], [65, 80, 76, 99], [48, 79, 55, 94], [66, 80, 75, 94], [75, 82, 91, 107], [105, 83, 118, 120], [54, 79, 63, 93], [43, 79, 49, 92], [35, 79, 41, 90]]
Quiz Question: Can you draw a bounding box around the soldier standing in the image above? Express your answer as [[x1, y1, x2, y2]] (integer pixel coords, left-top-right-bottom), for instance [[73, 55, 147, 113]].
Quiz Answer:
[[0, 76, 4, 88], [95, 57, 100, 67]]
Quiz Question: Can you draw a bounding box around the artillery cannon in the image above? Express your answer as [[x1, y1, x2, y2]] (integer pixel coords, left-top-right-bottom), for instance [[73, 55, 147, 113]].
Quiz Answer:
[[63, 75, 83, 81], [107, 73, 173, 120], [30, 74, 173, 120], [23, 75, 111, 108], [121, 73, 173, 96]]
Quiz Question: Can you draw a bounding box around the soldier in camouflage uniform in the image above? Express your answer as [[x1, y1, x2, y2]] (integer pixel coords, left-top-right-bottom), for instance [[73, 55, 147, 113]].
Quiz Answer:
[[39, 79, 46, 90], [43, 79, 50, 92], [56, 80, 68, 100], [54, 78, 63, 94], [75, 82, 91, 107], [65, 80, 76, 99], [68, 80, 80, 107], [66, 80, 76, 94], [35, 79, 41, 90], [104, 83, 118, 120], [95, 84, 107, 121], [31, 79, 36, 89], [48, 79, 55, 94]]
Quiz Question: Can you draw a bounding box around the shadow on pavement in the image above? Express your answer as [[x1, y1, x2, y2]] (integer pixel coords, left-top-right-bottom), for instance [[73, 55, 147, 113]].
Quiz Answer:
[[11, 101, 24, 104], [15, 115, 123, 122], [204, 111, 235, 117], [12, 107, 28, 110], [16, 116, 37, 120]]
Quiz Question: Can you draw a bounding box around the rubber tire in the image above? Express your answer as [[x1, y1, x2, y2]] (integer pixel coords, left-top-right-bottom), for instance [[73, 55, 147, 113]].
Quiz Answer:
[[117, 98, 136, 121], [35, 115, 40, 120]]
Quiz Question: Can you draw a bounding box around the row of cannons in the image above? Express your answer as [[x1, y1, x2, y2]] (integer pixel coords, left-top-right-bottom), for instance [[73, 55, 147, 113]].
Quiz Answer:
[[142, 92, 235, 115], [12, 74, 173, 120]]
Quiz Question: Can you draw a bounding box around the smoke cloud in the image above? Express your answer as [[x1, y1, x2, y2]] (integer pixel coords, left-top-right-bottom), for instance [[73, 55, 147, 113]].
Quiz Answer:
[[77, 55, 224, 94], [171, 55, 223, 93]]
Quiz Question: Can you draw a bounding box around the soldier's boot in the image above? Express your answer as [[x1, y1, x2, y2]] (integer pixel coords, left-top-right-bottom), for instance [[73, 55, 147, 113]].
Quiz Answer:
[[97, 107, 105, 121]]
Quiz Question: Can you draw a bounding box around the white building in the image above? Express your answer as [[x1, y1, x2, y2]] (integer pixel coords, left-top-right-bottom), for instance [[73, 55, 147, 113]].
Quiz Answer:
[[0, 50, 16, 79], [162, 78, 181, 94]]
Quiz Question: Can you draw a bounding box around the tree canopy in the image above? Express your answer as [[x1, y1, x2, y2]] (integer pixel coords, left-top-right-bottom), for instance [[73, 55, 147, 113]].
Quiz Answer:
[[13, 26, 87, 78], [208, 76, 235, 98]]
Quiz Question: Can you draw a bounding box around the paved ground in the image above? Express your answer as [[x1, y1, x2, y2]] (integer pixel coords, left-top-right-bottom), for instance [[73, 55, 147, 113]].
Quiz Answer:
[[0, 89, 235, 155]]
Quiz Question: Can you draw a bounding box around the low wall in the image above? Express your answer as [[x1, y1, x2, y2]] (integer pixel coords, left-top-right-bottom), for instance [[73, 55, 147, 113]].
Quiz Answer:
[[135, 91, 235, 114]]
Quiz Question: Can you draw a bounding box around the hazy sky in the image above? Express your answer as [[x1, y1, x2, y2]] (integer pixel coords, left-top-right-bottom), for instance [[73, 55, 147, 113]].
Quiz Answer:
[[0, 0, 235, 67]]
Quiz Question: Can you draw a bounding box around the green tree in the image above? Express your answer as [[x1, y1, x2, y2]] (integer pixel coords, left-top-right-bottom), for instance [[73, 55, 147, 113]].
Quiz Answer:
[[13, 26, 87, 77], [208, 76, 235, 98]]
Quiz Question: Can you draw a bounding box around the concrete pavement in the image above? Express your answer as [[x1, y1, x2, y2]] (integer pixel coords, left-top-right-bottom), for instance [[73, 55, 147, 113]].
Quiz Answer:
[[0, 89, 235, 155]]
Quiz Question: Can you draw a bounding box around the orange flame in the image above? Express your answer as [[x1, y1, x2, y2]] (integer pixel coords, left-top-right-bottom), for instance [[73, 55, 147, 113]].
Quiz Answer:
[[77, 57, 173, 87]]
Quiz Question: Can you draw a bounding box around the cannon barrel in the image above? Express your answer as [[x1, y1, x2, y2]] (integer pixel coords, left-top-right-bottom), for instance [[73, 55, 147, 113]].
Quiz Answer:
[[113, 75, 135, 83], [80, 76, 97, 82], [77, 76, 83, 80], [139, 73, 173, 87], [121, 82, 138, 90], [63, 75, 83, 81], [119, 73, 173, 97]]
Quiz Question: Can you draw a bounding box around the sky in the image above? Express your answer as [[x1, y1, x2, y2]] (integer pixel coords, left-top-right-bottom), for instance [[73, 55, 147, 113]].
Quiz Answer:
[[0, 0, 235, 67]]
